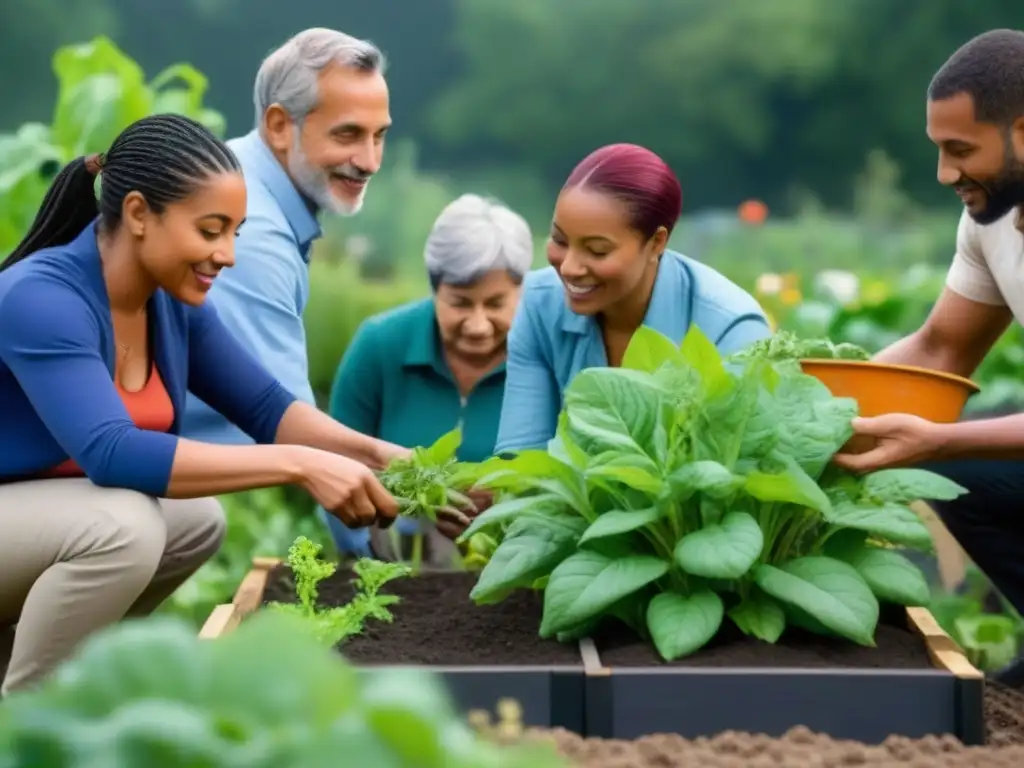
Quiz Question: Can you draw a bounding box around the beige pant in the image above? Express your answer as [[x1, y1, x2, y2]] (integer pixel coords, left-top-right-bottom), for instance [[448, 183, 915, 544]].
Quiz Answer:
[[0, 478, 225, 696]]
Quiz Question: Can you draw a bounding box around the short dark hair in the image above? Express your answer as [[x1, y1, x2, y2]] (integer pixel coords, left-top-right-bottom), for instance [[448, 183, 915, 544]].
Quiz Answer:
[[928, 29, 1024, 125], [1, 114, 240, 272]]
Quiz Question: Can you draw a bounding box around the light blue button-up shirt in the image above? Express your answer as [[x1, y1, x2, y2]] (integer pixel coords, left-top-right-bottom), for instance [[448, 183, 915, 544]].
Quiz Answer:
[[181, 130, 417, 556], [181, 130, 321, 445], [494, 250, 771, 453]]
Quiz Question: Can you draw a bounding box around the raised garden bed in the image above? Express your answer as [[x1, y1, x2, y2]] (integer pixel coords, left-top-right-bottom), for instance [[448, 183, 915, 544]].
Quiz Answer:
[[200, 559, 586, 735], [582, 602, 984, 745], [201, 558, 984, 746]]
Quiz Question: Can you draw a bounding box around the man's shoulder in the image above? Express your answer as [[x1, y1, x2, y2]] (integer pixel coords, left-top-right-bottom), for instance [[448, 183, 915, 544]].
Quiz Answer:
[[225, 132, 293, 227], [226, 131, 262, 166], [963, 207, 1023, 259]]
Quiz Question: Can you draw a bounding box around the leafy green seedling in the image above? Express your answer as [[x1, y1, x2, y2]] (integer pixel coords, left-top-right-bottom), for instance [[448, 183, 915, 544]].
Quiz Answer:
[[377, 428, 484, 572], [729, 330, 870, 363], [267, 536, 411, 646], [378, 428, 474, 521]]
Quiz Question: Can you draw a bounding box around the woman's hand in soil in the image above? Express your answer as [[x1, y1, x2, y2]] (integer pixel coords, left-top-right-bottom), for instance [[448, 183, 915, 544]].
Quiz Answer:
[[294, 447, 399, 528], [833, 414, 947, 473]]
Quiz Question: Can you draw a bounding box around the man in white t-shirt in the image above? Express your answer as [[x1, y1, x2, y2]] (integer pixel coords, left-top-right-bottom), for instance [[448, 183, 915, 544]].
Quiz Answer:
[[834, 29, 1024, 682]]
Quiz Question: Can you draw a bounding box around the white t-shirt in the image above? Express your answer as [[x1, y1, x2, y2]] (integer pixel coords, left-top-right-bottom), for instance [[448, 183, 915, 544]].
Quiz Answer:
[[946, 207, 1024, 321]]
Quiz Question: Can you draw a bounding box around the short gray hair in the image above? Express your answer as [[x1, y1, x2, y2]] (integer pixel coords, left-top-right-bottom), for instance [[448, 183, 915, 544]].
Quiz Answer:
[[425, 194, 534, 290], [253, 28, 386, 128]]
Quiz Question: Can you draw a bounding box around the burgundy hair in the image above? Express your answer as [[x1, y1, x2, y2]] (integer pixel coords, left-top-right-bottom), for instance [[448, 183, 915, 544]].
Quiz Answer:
[[562, 143, 683, 240]]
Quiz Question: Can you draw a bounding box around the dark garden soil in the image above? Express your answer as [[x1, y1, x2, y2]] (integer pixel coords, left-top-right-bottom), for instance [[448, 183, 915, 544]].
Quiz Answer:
[[985, 682, 1024, 747], [261, 565, 581, 666], [593, 603, 933, 669]]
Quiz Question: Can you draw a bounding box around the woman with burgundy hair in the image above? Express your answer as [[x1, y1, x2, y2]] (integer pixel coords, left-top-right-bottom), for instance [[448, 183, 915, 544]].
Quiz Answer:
[[494, 143, 771, 453]]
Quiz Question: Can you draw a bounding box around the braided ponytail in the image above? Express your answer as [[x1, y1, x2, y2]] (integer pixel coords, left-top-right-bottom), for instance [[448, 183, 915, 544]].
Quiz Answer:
[[1, 114, 240, 273]]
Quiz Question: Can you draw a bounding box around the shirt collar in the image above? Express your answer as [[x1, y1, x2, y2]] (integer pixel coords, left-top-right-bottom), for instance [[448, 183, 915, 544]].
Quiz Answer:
[[235, 130, 322, 252], [559, 251, 690, 337], [402, 298, 507, 380], [403, 300, 440, 368]]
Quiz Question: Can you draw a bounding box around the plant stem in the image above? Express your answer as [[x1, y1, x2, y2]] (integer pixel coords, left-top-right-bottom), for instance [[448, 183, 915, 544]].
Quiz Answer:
[[758, 503, 779, 561], [812, 524, 841, 552], [772, 514, 804, 562], [411, 532, 423, 575], [667, 500, 681, 543], [774, 510, 823, 561]]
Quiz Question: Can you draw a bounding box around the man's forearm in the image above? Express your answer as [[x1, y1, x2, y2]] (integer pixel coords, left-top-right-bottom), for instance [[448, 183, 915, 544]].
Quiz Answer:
[[935, 414, 1024, 461], [274, 402, 405, 469], [873, 330, 970, 376]]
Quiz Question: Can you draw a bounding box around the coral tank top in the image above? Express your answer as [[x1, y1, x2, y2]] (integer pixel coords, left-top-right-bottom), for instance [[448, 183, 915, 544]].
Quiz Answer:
[[43, 365, 174, 478]]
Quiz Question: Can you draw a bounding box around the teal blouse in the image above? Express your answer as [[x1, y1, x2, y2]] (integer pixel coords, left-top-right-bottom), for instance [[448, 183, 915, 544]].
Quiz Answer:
[[329, 297, 506, 462]]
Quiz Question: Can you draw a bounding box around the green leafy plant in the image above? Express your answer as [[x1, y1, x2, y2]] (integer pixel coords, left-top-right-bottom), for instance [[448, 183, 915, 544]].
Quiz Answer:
[[0, 613, 567, 767], [930, 565, 1024, 671], [378, 428, 473, 522], [462, 531, 501, 570], [731, 330, 870, 362], [267, 536, 411, 645], [1, 36, 225, 253], [161, 487, 331, 627], [457, 327, 967, 660]]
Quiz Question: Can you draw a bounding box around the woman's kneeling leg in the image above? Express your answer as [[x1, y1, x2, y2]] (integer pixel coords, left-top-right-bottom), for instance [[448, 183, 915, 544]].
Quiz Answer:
[[0, 478, 167, 696]]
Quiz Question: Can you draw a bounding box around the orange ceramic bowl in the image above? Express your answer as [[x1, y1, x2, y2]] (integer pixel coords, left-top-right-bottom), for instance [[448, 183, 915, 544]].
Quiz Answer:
[[799, 359, 980, 454]]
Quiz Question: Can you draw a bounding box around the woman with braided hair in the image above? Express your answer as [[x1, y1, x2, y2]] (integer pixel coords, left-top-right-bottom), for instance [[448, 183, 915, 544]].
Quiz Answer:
[[0, 113, 409, 695]]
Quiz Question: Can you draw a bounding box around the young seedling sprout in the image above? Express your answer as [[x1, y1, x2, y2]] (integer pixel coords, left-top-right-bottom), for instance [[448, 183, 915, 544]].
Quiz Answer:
[[268, 536, 411, 645]]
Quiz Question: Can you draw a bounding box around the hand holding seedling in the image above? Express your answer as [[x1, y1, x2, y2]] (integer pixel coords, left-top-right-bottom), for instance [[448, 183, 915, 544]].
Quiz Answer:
[[435, 487, 494, 540], [375, 429, 502, 565], [295, 447, 400, 528]]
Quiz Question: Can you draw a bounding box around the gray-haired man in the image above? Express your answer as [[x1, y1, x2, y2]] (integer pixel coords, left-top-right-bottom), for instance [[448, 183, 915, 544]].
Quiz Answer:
[[182, 28, 391, 448], [181, 29, 408, 550]]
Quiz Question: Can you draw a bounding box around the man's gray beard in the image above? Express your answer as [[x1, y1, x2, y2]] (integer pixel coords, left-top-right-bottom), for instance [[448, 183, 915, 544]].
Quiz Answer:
[[287, 139, 366, 217]]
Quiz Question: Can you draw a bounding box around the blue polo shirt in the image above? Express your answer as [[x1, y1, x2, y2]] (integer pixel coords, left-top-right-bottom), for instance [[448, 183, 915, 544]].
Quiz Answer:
[[331, 298, 506, 462]]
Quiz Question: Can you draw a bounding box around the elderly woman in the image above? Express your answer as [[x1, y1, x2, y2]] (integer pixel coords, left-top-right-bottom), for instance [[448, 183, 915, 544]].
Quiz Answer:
[[319, 193, 534, 563]]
